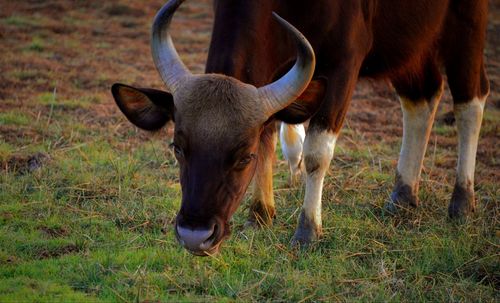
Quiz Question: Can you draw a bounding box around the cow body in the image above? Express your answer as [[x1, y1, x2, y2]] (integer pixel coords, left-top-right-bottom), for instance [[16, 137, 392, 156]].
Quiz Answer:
[[112, 0, 489, 255]]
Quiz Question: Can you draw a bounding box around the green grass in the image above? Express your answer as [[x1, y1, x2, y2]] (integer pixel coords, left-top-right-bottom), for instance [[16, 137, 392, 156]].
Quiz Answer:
[[0, 142, 15, 162], [0, 111, 31, 126], [26, 37, 46, 53], [37, 92, 97, 110], [1, 0, 498, 301], [0, 104, 498, 302], [2, 15, 43, 28]]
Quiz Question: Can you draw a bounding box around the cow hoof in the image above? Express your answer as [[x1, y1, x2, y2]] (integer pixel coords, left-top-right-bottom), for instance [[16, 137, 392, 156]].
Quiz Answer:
[[243, 220, 258, 229], [291, 211, 321, 247], [448, 183, 475, 219], [244, 217, 272, 229], [243, 219, 268, 229], [387, 172, 419, 214], [246, 204, 275, 228], [383, 199, 399, 215], [385, 184, 419, 214]]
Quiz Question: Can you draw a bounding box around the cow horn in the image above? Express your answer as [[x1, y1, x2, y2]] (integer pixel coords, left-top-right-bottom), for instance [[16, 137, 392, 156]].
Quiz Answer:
[[151, 0, 191, 94], [258, 13, 316, 116]]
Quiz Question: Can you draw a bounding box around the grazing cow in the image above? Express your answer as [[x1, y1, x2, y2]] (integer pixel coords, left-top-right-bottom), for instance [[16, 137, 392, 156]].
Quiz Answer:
[[111, 0, 489, 256]]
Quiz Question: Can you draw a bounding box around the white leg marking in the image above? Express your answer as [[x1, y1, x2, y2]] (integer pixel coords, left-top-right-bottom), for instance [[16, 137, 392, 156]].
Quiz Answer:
[[397, 87, 442, 189], [454, 97, 486, 187], [280, 123, 305, 183], [302, 130, 337, 227]]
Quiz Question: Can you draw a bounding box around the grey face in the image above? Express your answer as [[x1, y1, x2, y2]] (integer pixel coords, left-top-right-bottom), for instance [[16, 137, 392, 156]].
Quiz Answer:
[[170, 76, 265, 255], [112, 0, 315, 256]]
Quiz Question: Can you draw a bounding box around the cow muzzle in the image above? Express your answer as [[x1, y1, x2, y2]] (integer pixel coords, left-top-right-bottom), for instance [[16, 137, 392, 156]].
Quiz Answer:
[[174, 217, 224, 256]]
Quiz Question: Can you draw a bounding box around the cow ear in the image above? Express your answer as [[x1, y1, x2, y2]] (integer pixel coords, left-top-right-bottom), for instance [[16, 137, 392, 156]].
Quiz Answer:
[[111, 83, 175, 131], [273, 79, 326, 124]]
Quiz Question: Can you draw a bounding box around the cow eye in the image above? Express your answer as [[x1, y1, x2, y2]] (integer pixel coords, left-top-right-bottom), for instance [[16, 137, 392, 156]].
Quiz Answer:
[[170, 143, 183, 159], [238, 153, 256, 167]]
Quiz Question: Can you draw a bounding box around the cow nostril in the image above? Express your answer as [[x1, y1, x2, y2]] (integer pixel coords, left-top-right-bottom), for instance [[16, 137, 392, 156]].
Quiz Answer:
[[199, 223, 218, 250], [176, 222, 218, 252]]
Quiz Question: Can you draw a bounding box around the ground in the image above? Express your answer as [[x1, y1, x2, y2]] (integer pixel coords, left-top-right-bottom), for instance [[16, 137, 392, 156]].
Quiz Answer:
[[0, 0, 499, 302]]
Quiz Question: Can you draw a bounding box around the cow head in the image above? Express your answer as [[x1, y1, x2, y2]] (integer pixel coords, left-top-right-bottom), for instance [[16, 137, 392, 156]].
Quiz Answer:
[[111, 0, 316, 256]]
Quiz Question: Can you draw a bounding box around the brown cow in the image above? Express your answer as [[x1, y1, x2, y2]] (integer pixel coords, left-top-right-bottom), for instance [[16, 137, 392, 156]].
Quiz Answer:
[[112, 0, 489, 256]]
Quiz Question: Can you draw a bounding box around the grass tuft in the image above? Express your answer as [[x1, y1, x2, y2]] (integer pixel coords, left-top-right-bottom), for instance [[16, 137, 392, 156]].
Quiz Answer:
[[0, 111, 31, 126], [26, 37, 45, 53], [0, 0, 498, 301]]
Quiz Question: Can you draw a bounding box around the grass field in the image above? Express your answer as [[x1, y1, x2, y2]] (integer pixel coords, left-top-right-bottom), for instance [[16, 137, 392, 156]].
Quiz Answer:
[[1, 0, 499, 302]]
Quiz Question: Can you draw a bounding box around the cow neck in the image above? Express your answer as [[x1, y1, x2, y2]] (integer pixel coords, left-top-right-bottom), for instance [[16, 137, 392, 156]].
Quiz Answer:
[[205, 0, 293, 87]]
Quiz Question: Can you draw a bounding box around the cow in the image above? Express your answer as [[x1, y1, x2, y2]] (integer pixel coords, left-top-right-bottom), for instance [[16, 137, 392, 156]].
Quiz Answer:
[[111, 0, 489, 256]]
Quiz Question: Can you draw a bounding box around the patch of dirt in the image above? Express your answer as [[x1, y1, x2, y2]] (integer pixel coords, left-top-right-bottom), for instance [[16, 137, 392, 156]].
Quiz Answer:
[[0, 255, 19, 265], [458, 263, 500, 291], [35, 244, 81, 259], [39, 226, 70, 238], [0, 0, 498, 184], [114, 216, 171, 234], [2, 152, 51, 174], [104, 4, 144, 17]]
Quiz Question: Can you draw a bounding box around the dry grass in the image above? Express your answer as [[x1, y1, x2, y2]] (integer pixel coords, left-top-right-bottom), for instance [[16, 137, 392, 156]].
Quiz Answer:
[[0, 0, 499, 302]]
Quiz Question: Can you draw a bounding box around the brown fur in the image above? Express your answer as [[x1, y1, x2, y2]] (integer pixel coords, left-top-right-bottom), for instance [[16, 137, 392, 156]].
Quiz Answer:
[[248, 123, 278, 226], [207, 0, 489, 225], [175, 75, 265, 138], [208, 0, 488, 128], [112, 0, 489, 254]]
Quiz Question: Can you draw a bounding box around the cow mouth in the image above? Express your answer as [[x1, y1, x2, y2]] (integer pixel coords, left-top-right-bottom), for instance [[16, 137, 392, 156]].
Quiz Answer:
[[185, 241, 223, 256], [173, 220, 226, 257], [179, 237, 224, 257]]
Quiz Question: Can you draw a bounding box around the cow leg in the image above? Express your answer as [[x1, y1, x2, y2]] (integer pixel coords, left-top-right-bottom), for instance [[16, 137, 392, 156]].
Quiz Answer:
[[449, 96, 486, 217], [442, 1, 489, 218], [389, 90, 442, 211], [290, 7, 372, 245], [247, 123, 278, 226], [279, 122, 305, 186], [292, 62, 363, 245], [387, 61, 444, 211], [446, 57, 489, 218], [291, 127, 337, 245]]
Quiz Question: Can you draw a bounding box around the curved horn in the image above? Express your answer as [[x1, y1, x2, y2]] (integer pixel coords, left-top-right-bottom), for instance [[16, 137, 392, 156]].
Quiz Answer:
[[258, 13, 316, 116], [151, 0, 192, 94]]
